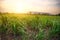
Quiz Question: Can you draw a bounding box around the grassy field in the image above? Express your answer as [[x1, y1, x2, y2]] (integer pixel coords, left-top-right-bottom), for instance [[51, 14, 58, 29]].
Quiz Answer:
[[0, 13, 60, 40]]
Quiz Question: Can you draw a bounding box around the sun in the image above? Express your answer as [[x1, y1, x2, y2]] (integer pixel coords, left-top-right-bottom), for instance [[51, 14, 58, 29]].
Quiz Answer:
[[14, 3, 24, 13], [13, 2, 26, 13]]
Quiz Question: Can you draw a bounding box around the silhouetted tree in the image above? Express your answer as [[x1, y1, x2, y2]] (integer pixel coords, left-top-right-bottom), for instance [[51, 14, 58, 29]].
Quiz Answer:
[[58, 13, 60, 16], [56, 13, 60, 16]]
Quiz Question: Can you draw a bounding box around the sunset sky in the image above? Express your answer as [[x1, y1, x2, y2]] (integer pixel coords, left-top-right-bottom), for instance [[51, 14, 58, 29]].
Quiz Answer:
[[0, 0, 60, 14]]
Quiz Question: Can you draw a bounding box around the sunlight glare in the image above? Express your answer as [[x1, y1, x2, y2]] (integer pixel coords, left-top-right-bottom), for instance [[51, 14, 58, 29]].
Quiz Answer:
[[14, 2, 26, 13]]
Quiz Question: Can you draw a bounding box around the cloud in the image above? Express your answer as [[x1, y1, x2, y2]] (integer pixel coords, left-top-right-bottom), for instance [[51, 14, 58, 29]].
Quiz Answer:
[[22, 0, 60, 8]]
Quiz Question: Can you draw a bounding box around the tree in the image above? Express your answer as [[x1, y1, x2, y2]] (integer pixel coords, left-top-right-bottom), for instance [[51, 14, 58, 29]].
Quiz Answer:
[[56, 13, 60, 16]]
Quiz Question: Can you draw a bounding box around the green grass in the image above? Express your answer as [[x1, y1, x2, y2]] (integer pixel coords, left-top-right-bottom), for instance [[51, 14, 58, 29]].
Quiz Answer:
[[0, 13, 60, 40]]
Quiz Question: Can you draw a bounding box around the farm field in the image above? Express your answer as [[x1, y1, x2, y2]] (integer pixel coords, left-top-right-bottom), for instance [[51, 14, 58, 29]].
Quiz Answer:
[[0, 13, 60, 40]]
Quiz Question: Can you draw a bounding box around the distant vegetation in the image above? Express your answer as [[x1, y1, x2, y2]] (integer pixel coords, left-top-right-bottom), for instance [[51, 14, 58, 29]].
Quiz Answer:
[[0, 12, 60, 40], [56, 13, 60, 16], [0, 12, 60, 16], [28, 11, 60, 16]]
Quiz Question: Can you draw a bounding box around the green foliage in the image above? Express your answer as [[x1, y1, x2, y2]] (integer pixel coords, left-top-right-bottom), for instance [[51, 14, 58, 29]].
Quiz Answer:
[[0, 14, 60, 40]]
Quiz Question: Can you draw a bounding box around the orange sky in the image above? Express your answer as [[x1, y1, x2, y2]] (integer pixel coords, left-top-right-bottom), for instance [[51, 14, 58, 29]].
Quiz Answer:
[[0, 0, 60, 14]]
